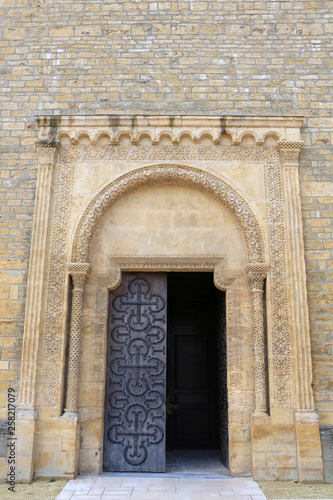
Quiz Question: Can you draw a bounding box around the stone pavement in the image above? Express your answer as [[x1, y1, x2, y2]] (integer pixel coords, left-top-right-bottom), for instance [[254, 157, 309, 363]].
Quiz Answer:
[[56, 475, 268, 500]]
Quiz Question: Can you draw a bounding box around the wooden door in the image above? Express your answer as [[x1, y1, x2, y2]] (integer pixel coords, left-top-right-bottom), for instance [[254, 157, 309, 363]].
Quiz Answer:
[[104, 273, 167, 472], [167, 273, 220, 450]]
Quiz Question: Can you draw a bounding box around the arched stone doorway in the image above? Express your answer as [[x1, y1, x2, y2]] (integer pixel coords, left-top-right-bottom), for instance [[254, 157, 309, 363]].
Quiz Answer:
[[72, 181, 264, 474], [64, 170, 268, 476], [17, 116, 323, 483]]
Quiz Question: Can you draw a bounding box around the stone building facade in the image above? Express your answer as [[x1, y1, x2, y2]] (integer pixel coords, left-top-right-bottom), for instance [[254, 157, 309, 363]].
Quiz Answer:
[[0, 0, 332, 484]]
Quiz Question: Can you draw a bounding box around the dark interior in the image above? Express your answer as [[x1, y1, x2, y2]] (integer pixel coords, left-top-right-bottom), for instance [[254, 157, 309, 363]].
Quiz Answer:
[[166, 272, 226, 456]]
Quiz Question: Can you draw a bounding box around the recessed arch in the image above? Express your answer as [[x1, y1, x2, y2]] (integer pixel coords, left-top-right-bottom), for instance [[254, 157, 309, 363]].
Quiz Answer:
[[71, 164, 265, 263]]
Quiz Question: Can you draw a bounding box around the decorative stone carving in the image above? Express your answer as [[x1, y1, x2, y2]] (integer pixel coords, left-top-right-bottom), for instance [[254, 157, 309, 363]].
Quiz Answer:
[[72, 164, 265, 265], [41, 146, 75, 407], [279, 141, 315, 412], [277, 140, 304, 167], [214, 259, 239, 290], [64, 263, 90, 414], [19, 140, 58, 410], [62, 144, 277, 163], [110, 254, 224, 271], [26, 115, 317, 482], [263, 150, 292, 408], [247, 263, 270, 414]]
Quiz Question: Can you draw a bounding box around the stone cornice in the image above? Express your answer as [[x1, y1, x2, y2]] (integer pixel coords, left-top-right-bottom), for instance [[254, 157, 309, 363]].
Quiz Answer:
[[36, 114, 304, 146]]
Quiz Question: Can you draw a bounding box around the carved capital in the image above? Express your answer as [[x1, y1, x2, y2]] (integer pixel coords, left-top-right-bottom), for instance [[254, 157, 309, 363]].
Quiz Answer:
[[35, 139, 60, 167], [68, 262, 91, 290], [247, 263, 269, 292], [277, 140, 303, 167]]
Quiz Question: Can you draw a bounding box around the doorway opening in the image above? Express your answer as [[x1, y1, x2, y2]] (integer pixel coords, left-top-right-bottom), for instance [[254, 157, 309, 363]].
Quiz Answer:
[[166, 272, 228, 473], [103, 271, 228, 474]]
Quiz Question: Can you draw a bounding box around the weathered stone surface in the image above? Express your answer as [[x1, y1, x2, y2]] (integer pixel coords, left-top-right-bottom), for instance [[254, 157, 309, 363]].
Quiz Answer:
[[320, 426, 333, 483]]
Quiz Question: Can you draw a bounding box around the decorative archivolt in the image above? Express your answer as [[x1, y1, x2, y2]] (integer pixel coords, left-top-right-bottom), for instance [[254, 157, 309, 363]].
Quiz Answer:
[[71, 164, 265, 264]]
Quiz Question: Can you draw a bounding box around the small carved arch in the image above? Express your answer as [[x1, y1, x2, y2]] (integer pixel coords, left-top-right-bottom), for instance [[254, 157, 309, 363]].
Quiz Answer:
[[199, 131, 214, 144], [263, 132, 280, 146], [58, 132, 71, 145], [177, 130, 195, 144], [76, 133, 91, 145], [96, 131, 112, 145], [71, 164, 265, 265], [116, 131, 132, 145], [240, 132, 257, 145], [137, 131, 153, 145], [158, 132, 173, 145]]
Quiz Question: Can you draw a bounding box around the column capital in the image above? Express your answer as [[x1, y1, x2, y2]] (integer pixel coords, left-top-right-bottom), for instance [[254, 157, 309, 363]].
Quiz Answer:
[[247, 263, 269, 292], [68, 262, 91, 290], [277, 140, 303, 167], [35, 139, 60, 166]]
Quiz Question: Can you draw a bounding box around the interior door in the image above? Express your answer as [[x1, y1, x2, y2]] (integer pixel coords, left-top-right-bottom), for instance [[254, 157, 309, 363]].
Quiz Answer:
[[104, 272, 167, 472]]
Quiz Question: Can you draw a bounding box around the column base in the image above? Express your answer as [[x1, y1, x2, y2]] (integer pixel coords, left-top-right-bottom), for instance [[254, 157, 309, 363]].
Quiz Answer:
[[251, 409, 298, 481], [58, 412, 80, 479], [295, 410, 324, 483], [17, 408, 37, 482]]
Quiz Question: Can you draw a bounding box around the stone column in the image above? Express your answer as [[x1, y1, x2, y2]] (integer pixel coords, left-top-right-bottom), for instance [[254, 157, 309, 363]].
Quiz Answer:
[[278, 140, 323, 482], [64, 263, 90, 414], [247, 263, 269, 415], [17, 140, 59, 481]]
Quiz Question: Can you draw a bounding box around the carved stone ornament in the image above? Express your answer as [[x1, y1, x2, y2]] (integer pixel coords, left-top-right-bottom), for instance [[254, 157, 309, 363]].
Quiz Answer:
[[36, 116, 304, 416], [72, 164, 265, 265], [277, 140, 303, 167], [247, 263, 270, 292], [64, 263, 90, 413], [247, 263, 270, 414]]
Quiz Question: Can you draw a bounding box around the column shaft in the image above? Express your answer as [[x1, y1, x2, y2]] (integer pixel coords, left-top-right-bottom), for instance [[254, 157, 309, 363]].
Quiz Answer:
[[248, 264, 269, 415], [64, 264, 90, 414]]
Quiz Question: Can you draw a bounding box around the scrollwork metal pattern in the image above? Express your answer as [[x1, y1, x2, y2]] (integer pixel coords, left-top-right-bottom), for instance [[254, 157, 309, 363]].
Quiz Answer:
[[104, 276, 166, 471]]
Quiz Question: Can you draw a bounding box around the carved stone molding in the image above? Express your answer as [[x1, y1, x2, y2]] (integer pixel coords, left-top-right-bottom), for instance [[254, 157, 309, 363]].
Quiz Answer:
[[64, 263, 90, 414], [18, 140, 58, 409], [110, 254, 223, 270], [41, 147, 75, 408], [36, 114, 305, 147], [280, 145, 315, 412], [72, 164, 265, 265], [104, 254, 240, 291], [264, 150, 291, 408]]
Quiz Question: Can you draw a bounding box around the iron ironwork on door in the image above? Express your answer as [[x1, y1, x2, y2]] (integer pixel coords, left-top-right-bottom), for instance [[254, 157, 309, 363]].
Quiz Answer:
[[104, 273, 167, 472]]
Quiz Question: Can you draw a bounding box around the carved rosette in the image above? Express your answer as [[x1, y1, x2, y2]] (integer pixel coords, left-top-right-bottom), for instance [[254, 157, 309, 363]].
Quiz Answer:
[[64, 263, 91, 414], [247, 263, 269, 414], [18, 140, 59, 409]]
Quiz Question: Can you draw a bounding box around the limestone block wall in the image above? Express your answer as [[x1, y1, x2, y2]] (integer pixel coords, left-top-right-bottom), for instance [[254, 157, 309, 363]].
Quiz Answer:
[[0, 0, 332, 481]]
